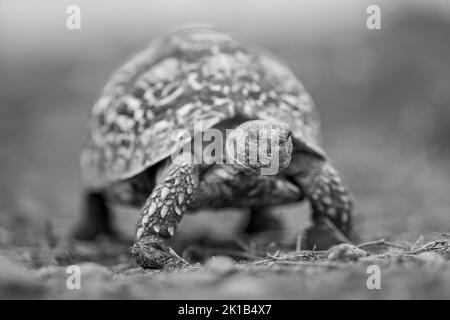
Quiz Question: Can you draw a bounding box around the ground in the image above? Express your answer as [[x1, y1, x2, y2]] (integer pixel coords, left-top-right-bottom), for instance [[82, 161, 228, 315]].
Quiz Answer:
[[1, 230, 449, 299], [0, 2, 449, 299]]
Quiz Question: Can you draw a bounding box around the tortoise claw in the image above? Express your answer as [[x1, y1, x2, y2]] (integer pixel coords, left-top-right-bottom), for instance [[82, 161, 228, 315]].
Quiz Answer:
[[131, 235, 189, 269]]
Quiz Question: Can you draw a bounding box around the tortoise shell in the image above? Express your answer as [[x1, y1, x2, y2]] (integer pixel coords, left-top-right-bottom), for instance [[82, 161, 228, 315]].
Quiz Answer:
[[81, 26, 324, 188]]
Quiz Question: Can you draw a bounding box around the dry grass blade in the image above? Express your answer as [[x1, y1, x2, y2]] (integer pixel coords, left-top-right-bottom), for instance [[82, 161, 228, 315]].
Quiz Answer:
[[169, 248, 192, 266], [322, 217, 353, 244], [410, 236, 424, 251], [295, 232, 302, 253]]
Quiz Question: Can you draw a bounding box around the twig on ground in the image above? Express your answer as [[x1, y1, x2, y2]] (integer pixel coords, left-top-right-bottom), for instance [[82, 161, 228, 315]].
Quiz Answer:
[[253, 250, 324, 265], [204, 248, 262, 260], [239, 258, 343, 270], [272, 260, 342, 268], [406, 240, 450, 255], [357, 238, 410, 250]]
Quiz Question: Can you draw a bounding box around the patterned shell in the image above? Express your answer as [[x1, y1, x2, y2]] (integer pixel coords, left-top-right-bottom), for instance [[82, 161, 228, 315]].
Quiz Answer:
[[81, 26, 324, 188]]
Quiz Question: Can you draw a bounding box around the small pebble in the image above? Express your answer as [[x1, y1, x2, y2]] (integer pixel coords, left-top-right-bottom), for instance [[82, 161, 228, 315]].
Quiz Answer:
[[203, 256, 235, 275], [326, 243, 369, 262]]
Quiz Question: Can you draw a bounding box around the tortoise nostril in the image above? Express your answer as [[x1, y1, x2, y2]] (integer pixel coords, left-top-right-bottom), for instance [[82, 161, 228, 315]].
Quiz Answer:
[[248, 131, 257, 140]]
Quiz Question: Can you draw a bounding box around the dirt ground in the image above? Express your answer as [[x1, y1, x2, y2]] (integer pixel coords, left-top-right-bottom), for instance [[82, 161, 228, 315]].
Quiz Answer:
[[1, 230, 449, 299], [0, 1, 449, 299]]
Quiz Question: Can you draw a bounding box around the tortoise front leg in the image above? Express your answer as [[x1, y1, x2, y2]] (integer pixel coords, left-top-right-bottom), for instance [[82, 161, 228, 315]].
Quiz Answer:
[[131, 159, 199, 269], [289, 153, 354, 249]]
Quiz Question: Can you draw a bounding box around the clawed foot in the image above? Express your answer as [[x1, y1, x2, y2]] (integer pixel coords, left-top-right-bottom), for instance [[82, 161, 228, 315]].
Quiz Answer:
[[131, 235, 190, 269]]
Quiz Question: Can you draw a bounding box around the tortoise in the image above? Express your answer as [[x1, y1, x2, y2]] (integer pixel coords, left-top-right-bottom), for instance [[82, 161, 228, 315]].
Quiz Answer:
[[75, 26, 354, 269]]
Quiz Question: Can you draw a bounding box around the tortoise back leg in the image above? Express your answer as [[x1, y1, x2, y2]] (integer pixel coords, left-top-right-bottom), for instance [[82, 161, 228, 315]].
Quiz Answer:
[[131, 158, 199, 269], [243, 207, 283, 235], [73, 191, 117, 240], [289, 153, 354, 249]]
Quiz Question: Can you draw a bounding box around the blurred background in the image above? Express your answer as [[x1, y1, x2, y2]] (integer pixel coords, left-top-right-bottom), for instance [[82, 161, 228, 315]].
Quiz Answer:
[[0, 0, 449, 246]]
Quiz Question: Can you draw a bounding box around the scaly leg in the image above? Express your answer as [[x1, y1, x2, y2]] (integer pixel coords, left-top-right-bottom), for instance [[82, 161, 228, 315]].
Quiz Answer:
[[290, 153, 354, 249], [131, 158, 199, 269]]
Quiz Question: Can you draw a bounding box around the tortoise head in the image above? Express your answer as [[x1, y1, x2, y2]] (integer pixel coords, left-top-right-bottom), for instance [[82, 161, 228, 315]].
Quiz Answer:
[[226, 120, 292, 175]]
